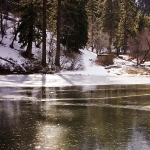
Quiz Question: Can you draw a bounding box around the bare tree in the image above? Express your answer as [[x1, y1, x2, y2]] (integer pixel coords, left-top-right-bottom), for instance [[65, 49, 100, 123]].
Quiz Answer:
[[94, 32, 109, 54], [48, 32, 56, 69], [128, 28, 150, 65]]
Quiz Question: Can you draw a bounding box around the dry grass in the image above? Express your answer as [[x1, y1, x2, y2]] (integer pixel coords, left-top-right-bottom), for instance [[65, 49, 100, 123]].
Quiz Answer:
[[125, 67, 150, 75]]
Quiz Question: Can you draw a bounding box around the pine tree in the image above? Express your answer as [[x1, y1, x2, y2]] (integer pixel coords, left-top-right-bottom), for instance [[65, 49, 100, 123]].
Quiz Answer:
[[55, 0, 61, 67], [111, 0, 121, 56], [47, 0, 57, 33], [42, 0, 47, 67], [100, 0, 119, 52], [136, 0, 150, 15], [86, 0, 101, 52], [117, 0, 138, 54], [16, 0, 42, 58], [61, 0, 88, 52], [0, 0, 7, 43]]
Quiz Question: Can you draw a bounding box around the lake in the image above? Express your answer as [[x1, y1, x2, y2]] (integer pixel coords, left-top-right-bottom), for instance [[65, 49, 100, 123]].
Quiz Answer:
[[0, 85, 150, 150]]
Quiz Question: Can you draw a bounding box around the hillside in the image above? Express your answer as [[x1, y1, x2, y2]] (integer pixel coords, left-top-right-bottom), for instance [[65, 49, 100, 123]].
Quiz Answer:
[[0, 13, 150, 76]]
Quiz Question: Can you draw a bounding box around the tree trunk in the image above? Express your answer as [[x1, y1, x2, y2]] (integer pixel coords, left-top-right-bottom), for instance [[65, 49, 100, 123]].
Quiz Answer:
[[108, 0, 113, 53], [25, 24, 33, 57], [123, 5, 127, 54], [55, 0, 61, 67], [115, 38, 119, 56], [136, 51, 139, 66], [10, 25, 19, 48], [26, 40, 32, 58], [123, 36, 127, 54], [123, 16, 127, 54], [0, 1, 4, 43], [42, 0, 47, 67], [91, 0, 94, 52], [116, 48, 120, 56], [108, 34, 112, 53], [10, 22, 20, 48]]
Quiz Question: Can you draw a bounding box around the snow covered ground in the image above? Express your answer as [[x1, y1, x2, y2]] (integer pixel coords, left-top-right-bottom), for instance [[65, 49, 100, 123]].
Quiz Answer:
[[1, 13, 150, 87], [1, 74, 150, 87], [0, 47, 150, 87]]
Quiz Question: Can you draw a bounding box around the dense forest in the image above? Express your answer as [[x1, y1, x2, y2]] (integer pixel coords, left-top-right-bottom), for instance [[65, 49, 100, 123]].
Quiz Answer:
[[0, 0, 150, 72]]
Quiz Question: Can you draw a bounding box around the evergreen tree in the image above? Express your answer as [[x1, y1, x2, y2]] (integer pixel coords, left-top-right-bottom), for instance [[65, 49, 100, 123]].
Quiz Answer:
[[0, 0, 5, 43], [16, 0, 42, 58], [100, 0, 119, 52], [117, 0, 138, 54], [0, 0, 16, 43], [0, 0, 9, 43], [42, 0, 47, 67], [47, 0, 57, 33], [136, 0, 150, 15], [46, 0, 57, 66], [55, 0, 61, 67], [61, 0, 88, 52], [86, 0, 101, 52], [111, 0, 121, 55]]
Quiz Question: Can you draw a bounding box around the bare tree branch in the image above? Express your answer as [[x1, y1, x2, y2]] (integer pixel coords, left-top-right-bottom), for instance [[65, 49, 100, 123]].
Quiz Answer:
[[0, 56, 15, 65], [140, 38, 150, 64]]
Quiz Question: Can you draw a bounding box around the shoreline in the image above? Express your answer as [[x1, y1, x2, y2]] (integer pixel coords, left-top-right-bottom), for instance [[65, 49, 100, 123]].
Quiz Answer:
[[0, 74, 150, 87]]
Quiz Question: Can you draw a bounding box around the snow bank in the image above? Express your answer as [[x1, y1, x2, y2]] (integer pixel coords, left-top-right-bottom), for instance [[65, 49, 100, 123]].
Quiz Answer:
[[1, 14, 150, 87], [59, 49, 112, 76]]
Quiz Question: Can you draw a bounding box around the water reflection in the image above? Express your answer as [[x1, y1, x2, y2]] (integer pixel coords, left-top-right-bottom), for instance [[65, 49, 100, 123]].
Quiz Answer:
[[0, 85, 150, 149]]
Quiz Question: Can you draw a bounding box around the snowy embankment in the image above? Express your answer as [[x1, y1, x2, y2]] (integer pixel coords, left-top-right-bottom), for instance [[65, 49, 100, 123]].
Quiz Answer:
[[0, 48, 150, 87], [1, 13, 150, 87], [0, 14, 41, 73], [59, 49, 109, 76], [0, 47, 150, 87], [1, 73, 150, 87]]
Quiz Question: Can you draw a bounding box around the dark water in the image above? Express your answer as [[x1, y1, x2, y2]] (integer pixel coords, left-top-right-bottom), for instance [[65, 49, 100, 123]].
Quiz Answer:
[[0, 85, 150, 150]]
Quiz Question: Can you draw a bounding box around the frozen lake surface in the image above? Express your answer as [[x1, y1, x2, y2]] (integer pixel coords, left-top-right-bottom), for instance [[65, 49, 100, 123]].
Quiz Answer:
[[0, 74, 150, 87], [0, 85, 150, 150]]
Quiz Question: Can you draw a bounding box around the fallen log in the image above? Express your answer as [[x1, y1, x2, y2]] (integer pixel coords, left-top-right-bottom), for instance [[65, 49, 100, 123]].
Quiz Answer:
[[0, 56, 15, 65]]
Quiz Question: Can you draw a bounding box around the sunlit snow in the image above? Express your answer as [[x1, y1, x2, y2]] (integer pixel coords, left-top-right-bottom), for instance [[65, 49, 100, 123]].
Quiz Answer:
[[0, 13, 150, 87]]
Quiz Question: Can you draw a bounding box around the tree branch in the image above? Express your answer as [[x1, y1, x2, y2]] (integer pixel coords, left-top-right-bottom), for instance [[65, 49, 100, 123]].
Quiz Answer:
[[0, 57, 15, 65], [140, 38, 150, 64]]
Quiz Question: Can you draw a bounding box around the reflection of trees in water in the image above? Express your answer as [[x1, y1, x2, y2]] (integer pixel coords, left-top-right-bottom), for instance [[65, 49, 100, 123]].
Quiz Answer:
[[0, 100, 39, 149], [17, 85, 150, 150], [82, 84, 150, 149], [84, 106, 150, 150], [36, 99, 88, 149], [132, 110, 150, 147], [1, 85, 150, 149], [84, 84, 150, 100]]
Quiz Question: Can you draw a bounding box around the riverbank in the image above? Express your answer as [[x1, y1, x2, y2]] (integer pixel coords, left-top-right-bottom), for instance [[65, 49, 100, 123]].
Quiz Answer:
[[0, 74, 150, 87]]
